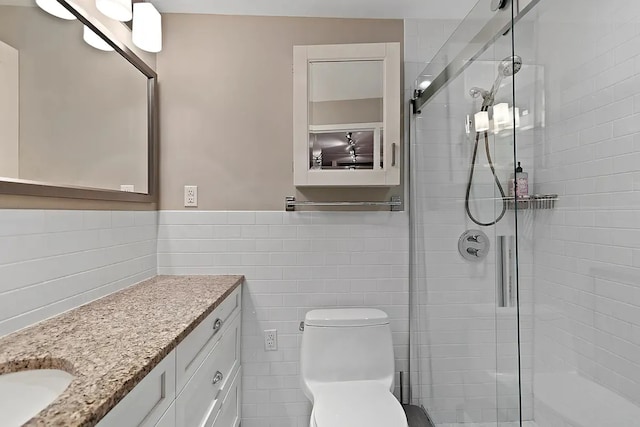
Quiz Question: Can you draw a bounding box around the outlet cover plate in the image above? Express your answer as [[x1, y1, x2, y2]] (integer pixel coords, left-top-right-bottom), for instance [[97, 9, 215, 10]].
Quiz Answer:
[[264, 329, 277, 351], [184, 185, 198, 207]]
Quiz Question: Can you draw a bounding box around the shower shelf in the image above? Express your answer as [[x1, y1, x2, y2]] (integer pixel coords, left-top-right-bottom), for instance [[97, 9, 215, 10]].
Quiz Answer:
[[505, 194, 558, 210]]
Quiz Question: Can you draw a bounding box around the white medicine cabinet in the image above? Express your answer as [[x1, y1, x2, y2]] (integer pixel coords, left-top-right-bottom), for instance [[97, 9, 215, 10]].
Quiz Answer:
[[293, 42, 401, 187]]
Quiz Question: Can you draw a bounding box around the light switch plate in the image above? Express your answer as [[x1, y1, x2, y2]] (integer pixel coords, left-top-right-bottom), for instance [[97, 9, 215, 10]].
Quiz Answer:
[[184, 185, 198, 207]]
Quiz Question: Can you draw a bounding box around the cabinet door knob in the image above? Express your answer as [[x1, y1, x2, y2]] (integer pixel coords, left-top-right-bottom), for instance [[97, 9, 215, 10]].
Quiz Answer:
[[213, 318, 223, 333], [212, 371, 223, 385]]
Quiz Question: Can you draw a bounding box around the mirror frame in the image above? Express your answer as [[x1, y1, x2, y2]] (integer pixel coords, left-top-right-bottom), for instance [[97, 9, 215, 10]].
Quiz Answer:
[[0, 0, 158, 203]]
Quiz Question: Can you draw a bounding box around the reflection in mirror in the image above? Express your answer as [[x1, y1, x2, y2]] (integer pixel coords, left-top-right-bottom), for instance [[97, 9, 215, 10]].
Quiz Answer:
[[0, 2, 149, 193], [308, 60, 384, 170]]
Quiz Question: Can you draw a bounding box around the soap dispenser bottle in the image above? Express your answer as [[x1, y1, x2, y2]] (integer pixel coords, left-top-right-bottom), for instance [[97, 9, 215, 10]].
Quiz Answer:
[[509, 162, 528, 198]]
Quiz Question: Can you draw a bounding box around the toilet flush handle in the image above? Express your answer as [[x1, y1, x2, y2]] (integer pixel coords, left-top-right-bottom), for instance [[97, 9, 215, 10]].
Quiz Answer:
[[299, 321, 305, 331]]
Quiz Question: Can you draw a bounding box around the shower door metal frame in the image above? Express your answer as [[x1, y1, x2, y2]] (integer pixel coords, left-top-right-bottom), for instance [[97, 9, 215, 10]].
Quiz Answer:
[[411, 0, 540, 115]]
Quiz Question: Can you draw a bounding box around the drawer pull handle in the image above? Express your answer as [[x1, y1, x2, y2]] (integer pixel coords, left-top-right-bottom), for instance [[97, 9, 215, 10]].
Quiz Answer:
[[213, 318, 223, 333], [213, 371, 224, 385]]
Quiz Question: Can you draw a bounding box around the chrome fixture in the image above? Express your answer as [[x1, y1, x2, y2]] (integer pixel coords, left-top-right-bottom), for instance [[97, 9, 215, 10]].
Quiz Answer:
[[285, 196, 402, 212], [465, 55, 523, 227], [497, 235, 516, 307], [506, 194, 558, 210], [469, 55, 522, 109], [458, 229, 490, 261]]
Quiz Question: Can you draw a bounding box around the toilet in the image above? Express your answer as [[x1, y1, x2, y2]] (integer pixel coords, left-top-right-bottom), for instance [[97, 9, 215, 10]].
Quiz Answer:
[[300, 308, 408, 427]]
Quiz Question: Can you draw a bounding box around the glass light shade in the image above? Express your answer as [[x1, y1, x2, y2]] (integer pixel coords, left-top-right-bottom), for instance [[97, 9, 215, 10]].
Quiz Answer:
[[493, 103, 510, 126], [513, 107, 521, 128], [83, 26, 114, 51], [474, 111, 490, 132], [132, 3, 162, 53], [418, 79, 432, 90], [96, 0, 132, 22], [36, 0, 77, 20]]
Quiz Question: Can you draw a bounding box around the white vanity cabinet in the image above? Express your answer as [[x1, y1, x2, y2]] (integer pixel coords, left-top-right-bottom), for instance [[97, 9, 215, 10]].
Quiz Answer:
[[293, 42, 401, 187], [96, 286, 242, 427]]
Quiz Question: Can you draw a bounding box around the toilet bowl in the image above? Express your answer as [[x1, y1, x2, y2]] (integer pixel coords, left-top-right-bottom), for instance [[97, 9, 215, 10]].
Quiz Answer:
[[300, 308, 408, 427]]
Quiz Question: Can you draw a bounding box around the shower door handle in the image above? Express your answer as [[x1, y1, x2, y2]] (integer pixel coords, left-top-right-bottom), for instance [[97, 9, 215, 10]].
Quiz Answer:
[[497, 235, 516, 307]]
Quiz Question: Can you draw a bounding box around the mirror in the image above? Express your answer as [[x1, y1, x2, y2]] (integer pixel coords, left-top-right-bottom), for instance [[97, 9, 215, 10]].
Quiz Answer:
[[293, 43, 400, 187], [308, 61, 384, 170], [0, 1, 154, 198]]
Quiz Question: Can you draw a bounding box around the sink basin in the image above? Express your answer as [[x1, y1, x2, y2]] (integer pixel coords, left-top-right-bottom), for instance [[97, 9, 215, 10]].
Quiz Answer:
[[0, 369, 74, 426]]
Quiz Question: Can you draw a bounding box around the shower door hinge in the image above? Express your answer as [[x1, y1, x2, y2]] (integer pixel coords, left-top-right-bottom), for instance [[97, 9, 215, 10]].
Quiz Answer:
[[411, 89, 423, 115]]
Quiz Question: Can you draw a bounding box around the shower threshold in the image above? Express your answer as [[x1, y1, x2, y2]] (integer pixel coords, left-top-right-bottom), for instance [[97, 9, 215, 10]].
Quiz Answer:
[[403, 404, 435, 427]]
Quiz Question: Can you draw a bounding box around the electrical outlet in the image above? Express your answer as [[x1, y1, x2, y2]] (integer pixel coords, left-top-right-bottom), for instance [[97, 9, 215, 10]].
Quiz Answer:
[[264, 329, 277, 351], [184, 185, 198, 207], [120, 185, 135, 192]]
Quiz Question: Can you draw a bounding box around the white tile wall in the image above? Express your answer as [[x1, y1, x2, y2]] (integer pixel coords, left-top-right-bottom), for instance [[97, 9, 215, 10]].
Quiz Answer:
[[157, 210, 409, 427], [523, 0, 640, 423], [0, 209, 158, 337]]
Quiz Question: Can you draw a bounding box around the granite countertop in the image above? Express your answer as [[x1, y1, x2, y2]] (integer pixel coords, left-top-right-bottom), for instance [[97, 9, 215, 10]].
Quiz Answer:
[[0, 275, 244, 427]]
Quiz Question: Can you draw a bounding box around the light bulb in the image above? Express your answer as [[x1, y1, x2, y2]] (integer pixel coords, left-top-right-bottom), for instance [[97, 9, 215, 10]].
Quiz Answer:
[[493, 103, 510, 126]]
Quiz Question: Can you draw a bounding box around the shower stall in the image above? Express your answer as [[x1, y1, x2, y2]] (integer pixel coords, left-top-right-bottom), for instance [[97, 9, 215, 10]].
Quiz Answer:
[[408, 0, 640, 425]]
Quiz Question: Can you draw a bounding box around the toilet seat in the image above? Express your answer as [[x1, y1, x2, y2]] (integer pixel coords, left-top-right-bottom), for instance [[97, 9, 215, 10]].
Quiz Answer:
[[311, 381, 408, 427]]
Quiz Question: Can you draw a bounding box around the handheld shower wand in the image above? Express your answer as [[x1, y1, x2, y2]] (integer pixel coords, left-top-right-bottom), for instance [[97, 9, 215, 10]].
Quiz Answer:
[[465, 55, 522, 227]]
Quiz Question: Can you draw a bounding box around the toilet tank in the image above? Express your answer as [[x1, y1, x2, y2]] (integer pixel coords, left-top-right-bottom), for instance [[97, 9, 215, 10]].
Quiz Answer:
[[300, 308, 395, 399]]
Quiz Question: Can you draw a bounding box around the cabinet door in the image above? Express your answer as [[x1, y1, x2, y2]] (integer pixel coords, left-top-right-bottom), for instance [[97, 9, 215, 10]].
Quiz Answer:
[[293, 42, 401, 187], [96, 350, 176, 427], [176, 312, 241, 427], [155, 403, 175, 427]]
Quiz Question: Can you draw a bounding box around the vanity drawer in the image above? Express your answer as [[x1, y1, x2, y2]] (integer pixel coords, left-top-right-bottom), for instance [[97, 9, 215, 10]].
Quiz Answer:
[[211, 367, 241, 427], [97, 350, 176, 427], [176, 286, 241, 391], [176, 312, 241, 427]]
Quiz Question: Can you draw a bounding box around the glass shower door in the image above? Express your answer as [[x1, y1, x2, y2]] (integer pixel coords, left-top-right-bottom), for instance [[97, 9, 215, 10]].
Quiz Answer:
[[408, 1, 525, 425]]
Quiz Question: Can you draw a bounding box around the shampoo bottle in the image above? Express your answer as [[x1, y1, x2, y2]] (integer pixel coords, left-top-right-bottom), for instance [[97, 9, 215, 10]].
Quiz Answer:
[[509, 162, 528, 198]]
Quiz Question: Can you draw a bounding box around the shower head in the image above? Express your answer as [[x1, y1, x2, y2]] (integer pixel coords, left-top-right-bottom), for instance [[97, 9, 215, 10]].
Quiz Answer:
[[472, 55, 523, 108], [498, 55, 522, 77]]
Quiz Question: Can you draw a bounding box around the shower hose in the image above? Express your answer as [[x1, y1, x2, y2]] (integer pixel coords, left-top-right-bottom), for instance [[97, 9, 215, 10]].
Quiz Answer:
[[464, 105, 507, 227]]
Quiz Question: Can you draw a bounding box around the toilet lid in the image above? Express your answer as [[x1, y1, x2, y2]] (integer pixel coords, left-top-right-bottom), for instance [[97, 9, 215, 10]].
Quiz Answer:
[[313, 382, 407, 427]]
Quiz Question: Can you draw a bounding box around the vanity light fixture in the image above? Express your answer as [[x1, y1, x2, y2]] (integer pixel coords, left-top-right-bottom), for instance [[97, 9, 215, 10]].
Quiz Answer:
[[83, 25, 114, 51], [36, 0, 77, 20], [132, 2, 162, 53], [96, 0, 132, 22]]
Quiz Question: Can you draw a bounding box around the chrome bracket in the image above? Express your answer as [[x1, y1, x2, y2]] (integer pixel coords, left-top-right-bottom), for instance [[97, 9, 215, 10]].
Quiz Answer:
[[411, 89, 424, 115]]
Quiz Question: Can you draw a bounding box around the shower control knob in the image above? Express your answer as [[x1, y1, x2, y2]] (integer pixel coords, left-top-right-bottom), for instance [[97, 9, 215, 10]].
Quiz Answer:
[[459, 229, 490, 261]]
